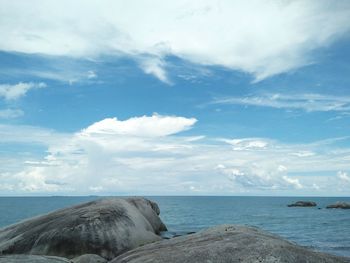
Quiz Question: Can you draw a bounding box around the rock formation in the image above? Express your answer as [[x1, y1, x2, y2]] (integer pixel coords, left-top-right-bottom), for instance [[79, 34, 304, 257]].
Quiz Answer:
[[287, 201, 317, 207], [72, 254, 107, 263], [111, 225, 350, 263], [0, 255, 70, 263], [0, 197, 166, 260], [327, 202, 350, 209]]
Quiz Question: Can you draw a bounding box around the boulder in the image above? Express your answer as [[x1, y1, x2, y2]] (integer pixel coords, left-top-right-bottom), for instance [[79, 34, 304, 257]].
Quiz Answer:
[[72, 254, 107, 263], [0, 255, 71, 263], [327, 202, 350, 209], [0, 197, 166, 260], [111, 225, 350, 263], [287, 201, 317, 207]]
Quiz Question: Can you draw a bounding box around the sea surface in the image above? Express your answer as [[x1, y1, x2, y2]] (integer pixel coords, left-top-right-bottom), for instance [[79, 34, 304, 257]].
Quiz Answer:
[[0, 196, 349, 258]]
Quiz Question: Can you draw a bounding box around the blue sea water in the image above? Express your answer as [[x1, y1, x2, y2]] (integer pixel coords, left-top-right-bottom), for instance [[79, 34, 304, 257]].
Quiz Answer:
[[0, 196, 349, 258]]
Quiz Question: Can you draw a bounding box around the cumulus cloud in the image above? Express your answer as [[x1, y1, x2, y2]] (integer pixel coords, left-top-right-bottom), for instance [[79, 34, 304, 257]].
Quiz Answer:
[[0, 115, 350, 195], [218, 163, 302, 190], [213, 93, 350, 112], [0, 82, 46, 100], [1, 0, 350, 82]]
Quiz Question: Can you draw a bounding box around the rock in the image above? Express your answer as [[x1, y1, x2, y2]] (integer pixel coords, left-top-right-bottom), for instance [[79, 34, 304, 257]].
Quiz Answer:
[[72, 254, 107, 263], [0, 197, 166, 260], [111, 225, 350, 263], [160, 231, 196, 239], [0, 255, 71, 263], [327, 202, 350, 209], [287, 201, 317, 207]]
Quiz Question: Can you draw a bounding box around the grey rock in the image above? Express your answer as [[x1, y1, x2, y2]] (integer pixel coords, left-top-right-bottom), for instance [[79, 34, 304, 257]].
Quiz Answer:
[[0, 197, 166, 260], [72, 254, 107, 263], [111, 225, 350, 263], [327, 202, 350, 209], [0, 254, 71, 263], [287, 201, 317, 207], [160, 231, 196, 239]]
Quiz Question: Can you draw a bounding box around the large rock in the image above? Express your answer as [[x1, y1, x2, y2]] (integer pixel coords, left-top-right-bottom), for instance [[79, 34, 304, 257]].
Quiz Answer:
[[327, 202, 350, 209], [0, 197, 166, 260], [72, 254, 107, 263], [111, 225, 350, 263], [0, 255, 70, 263], [287, 201, 317, 207]]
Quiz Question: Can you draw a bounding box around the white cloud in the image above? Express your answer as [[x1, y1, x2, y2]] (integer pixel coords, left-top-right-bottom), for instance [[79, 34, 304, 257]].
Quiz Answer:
[[89, 186, 104, 192], [1, 115, 350, 195], [282, 175, 303, 189], [337, 171, 350, 183], [1, 1, 349, 82], [223, 138, 269, 150], [139, 57, 171, 84], [219, 163, 302, 190], [82, 114, 197, 137], [213, 93, 350, 112], [312, 183, 320, 190], [0, 108, 23, 119], [0, 124, 68, 145], [87, 70, 97, 79], [0, 82, 46, 100], [290, 151, 315, 157]]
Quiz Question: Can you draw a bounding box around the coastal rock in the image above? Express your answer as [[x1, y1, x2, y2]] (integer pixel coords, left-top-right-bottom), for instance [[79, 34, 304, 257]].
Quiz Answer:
[[327, 202, 350, 209], [72, 254, 107, 263], [111, 225, 350, 263], [0, 255, 71, 263], [287, 201, 317, 207], [0, 197, 166, 260]]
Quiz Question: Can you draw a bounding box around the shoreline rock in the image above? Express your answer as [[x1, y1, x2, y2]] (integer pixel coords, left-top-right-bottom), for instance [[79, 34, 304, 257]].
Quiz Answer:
[[0, 255, 71, 263], [287, 201, 317, 207], [112, 224, 350, 263], [326, 202, 350, 209], [72, 254, 107, 263], [0, 197, 166, 260]]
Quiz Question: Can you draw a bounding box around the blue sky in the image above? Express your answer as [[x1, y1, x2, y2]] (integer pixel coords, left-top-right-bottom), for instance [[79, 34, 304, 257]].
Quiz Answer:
[[0, 0, 350, 196]]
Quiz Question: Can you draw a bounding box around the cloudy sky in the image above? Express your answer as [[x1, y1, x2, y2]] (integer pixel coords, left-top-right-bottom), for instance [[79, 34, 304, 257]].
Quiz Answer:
[[0, 0, 350, 196]]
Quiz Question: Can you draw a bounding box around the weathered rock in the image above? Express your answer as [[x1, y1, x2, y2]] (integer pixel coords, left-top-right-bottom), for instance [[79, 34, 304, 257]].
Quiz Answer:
[[111, 225, 350, 263], [327, 202, 350, 209], [0, 197, 166, 260], [287, 201, 317, 207], [160, 231, 196, 239], [72, 254, 107, 263], [0, 254, 71, 263]]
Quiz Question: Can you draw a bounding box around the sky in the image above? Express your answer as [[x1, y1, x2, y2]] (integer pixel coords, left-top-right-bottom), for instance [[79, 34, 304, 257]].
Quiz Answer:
[[0, 0, 350, 196]]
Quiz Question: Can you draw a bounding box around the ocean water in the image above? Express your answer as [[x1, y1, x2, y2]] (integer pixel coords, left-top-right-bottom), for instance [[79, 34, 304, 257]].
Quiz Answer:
[[0, 196, 349, 258]]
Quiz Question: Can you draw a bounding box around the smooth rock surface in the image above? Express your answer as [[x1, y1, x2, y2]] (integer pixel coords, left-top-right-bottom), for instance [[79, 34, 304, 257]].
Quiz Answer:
[[72, 254, 107, 263], [111, 225, 350, 263], [287, 201, 317, 207], [327, 202, 350, 209], [0, 255, 71, 263], [0, 197, 166, 260]]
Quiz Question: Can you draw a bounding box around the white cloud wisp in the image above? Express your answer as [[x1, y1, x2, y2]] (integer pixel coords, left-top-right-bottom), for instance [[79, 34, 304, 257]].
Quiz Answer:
[[0, 82, 46, 100], [1, 0, 350, 82], [0, 109, 24, 119], [213, 93, 350, 112]]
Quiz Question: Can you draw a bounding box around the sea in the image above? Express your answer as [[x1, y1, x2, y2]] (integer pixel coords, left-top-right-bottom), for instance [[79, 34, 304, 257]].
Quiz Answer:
[[0, 196, 349, 258]]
